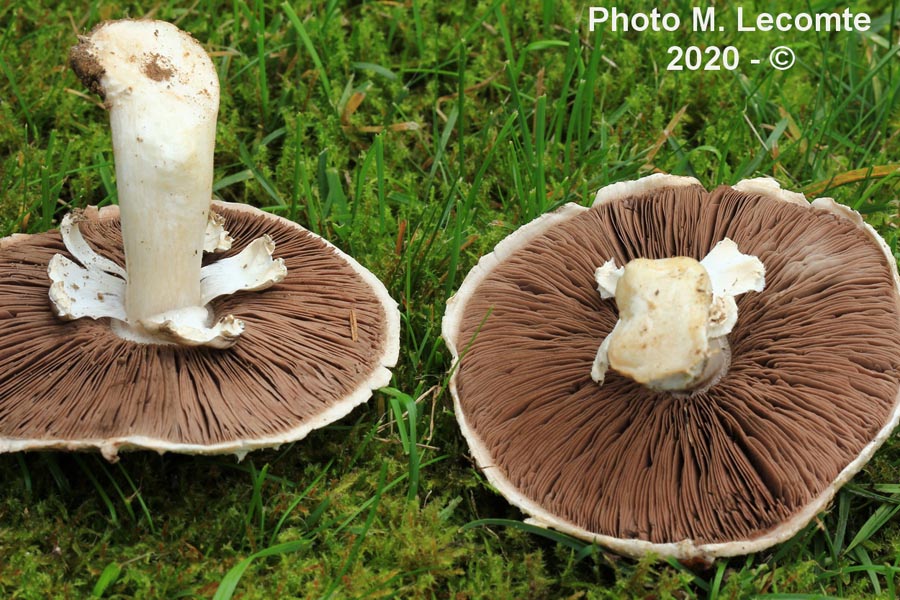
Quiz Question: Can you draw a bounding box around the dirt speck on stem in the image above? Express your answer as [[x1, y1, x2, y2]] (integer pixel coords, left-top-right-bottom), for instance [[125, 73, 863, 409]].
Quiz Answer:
[[68, 40, 106, 99], [142, 53, 175, 82]]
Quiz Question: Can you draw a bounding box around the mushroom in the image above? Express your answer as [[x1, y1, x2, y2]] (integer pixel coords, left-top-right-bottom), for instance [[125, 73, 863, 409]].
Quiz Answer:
[[0, 19, 400, 461], [442, 173, 900, 561]]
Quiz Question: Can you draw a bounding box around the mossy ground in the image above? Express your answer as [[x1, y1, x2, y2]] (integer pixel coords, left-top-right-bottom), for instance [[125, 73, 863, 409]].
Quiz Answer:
[[2, 1, 900, 597]]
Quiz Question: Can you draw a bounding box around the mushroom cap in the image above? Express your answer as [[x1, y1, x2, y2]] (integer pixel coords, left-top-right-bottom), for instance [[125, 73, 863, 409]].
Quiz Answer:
[[0, 202, 400, 461], [443, 175, 900, 561]]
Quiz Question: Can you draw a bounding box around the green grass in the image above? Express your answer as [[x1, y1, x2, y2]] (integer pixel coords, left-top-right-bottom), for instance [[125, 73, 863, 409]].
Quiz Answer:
[[3, 0, 900, 597]]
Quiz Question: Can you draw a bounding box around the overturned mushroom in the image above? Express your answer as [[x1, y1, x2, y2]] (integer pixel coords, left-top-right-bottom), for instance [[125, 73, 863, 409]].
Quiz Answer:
[[0, 20, 400, 460], [443, 174, 900, 561]]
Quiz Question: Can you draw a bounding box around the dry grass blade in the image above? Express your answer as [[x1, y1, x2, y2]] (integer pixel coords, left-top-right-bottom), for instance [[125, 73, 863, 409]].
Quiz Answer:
[[644, 105, 688, 168], [803, 165, 900, 197]]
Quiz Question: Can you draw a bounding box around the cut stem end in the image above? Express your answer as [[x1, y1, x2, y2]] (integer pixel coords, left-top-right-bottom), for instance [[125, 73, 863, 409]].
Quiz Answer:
[[592, 239, 764, 392]]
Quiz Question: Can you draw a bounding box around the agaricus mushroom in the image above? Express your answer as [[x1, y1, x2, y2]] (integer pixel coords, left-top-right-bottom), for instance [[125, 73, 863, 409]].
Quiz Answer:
[[0, 19, 399, 461], [443, 173, 900, 561]]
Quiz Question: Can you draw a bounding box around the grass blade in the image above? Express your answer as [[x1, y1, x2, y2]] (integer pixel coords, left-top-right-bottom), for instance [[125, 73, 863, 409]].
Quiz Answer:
[[846, 502, 900, 553], [283, 2, 333, 109], [462, 518, 588, 553], [91, 562, 122, 598], [213, 540, 311, 600]]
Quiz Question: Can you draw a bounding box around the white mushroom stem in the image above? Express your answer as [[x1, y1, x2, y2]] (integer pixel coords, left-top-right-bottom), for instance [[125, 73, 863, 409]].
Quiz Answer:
[[85, 20, 218, 322], [50, 20, 286, 347], [592, 238, 765, 391]]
